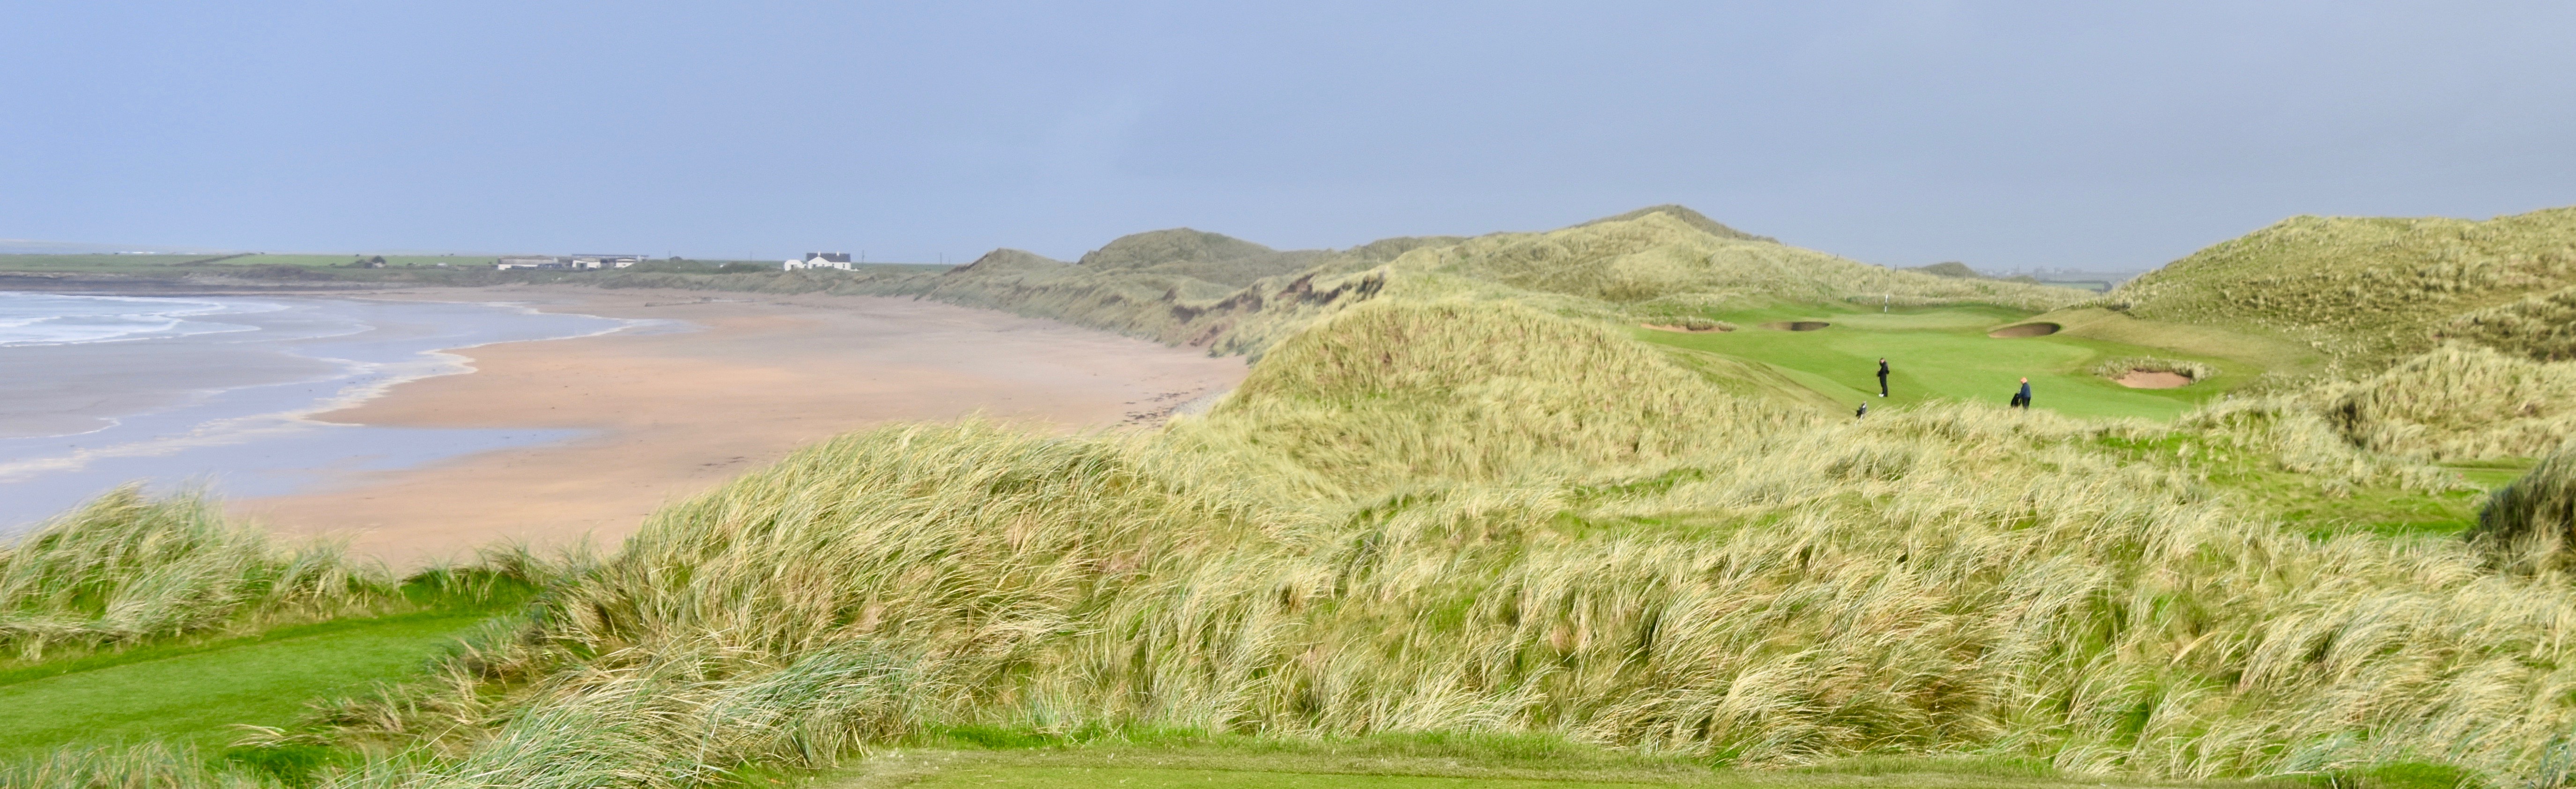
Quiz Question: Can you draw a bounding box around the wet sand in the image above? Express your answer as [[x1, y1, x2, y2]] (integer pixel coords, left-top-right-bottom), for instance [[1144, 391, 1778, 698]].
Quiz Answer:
[[236, 286, 1246, 567]]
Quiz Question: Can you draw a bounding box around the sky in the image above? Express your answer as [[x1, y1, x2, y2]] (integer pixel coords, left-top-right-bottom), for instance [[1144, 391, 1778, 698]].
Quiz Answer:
[[3, 2, 2572, 270]]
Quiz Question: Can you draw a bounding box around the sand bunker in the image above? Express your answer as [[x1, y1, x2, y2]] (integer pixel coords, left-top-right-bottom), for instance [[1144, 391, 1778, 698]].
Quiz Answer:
[[1641, 323, 1730, 333], [2115, 370, 2194, 389], [1988, 322, 2061, 338], [1761, 321, 1831, 332]]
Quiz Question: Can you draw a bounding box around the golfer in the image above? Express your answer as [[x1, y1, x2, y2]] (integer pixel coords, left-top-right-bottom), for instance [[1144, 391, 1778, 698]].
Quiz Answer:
[[2011, 377, 2032, 409], [1876, 358, 1890, 398]]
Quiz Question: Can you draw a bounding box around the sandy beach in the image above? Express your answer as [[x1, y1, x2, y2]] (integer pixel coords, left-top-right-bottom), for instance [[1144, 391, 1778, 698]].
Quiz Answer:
[[235, 285, 1247, 566]]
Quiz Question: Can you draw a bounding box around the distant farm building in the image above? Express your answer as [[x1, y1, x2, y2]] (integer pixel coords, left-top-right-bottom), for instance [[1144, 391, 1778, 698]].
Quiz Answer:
[[783, 251, 854, 271], [569, 254, 645, 270], [493, 254, 646, 271]]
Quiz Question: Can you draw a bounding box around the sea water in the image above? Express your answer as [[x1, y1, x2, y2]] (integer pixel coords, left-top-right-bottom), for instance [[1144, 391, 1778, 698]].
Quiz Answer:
[[0, 291, 643, 532]]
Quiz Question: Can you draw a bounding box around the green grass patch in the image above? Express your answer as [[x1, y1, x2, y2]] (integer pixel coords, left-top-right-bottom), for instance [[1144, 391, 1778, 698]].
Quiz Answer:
[[0, 573, 531, 760], [1635, 303, 2249, 420], [0, 608, 501, 758], [2096, 433, 2488, 538]]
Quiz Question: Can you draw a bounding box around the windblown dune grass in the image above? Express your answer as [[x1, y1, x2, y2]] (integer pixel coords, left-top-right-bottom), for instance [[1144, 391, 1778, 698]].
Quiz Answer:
[[2108, 206, 2576, 366], [2467, 441, 2576, 573], [14, 205, 2576, 789], [1, 487, 389, 661], [59, 305, 2545, 789], [2327, 344, 2576, 461]]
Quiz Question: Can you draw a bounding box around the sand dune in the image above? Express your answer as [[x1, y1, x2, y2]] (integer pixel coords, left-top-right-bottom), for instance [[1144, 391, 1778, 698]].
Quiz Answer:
[[237, 286, 1245, 567]]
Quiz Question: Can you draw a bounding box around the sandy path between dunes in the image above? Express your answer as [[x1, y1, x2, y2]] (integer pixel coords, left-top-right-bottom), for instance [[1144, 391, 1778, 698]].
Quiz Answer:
[[236, 286, 1247, 568]]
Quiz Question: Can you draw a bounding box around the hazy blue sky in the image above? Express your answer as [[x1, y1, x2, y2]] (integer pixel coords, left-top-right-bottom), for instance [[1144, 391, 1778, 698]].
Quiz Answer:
[[4, 2, 2571, 269]]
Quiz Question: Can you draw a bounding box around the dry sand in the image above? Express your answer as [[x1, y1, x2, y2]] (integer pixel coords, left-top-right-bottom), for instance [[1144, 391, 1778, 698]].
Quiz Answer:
[[236, 286, 1247, 567], [2114, 369, 2194, 389]]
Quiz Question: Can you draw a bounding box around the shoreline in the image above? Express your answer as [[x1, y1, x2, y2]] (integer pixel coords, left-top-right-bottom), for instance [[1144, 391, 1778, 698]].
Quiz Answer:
[[0, 293, 632, 528], [233, 285, 1248, 567]]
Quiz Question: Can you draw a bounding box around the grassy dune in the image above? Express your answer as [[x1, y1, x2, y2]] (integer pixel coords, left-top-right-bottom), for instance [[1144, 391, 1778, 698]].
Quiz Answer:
[[24, 304, 2536, 789], [2106, 206, 2576, 367], [589, 206, 2093, 359], [8, 205, 2576, 789], [1, 487, 390, 661]]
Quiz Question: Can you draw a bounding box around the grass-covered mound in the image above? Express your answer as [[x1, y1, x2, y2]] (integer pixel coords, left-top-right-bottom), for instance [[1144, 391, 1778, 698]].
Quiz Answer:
[[2442, 284, 2576, 362], [18, 206, 2576, 789], [2466, 441, 2576, 572], [587, 206, 2092, 359], [1171, 301, 1804, 497], [46, 304, 2567, 789], [1419, 211, 2075, 313], [1, 487, 388, 661], [2326, 344, 2576, 461], [2107, 206, 2576, 366]]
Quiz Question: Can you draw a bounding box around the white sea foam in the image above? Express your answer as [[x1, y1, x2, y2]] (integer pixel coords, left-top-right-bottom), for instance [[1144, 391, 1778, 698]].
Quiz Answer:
[[0, 293, 275, 347]]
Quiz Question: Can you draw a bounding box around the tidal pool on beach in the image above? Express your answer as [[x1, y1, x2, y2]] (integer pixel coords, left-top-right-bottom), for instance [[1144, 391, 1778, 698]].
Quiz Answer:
[[0, 292, 646, 532]]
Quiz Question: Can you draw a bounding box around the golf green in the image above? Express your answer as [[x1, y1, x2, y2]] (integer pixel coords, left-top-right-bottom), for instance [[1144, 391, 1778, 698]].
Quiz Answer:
[[1637, 304, 2248, 420]]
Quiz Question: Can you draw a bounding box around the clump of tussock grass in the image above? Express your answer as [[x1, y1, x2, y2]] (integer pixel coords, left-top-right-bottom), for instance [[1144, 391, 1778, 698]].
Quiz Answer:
[[2442, 284, 2576, 362], [2091, 356, 2217, 383], [2326, 343, 2576, 460], [0, 486, 391, 661], [2465, 441, 2576, 573], [0, 741, 264, 789], [1165, 299, 1806, 499], [2166, 394, 2458, 493]]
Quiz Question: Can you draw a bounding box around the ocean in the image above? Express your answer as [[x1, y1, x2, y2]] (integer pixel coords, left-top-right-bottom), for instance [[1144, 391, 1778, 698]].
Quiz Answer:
[[0, 291, 641, 532]]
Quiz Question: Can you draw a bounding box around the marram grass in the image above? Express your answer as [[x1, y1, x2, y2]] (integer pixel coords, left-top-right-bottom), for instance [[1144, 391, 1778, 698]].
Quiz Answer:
[[99, 304, 2541, 789], [2327, 343, 2576, 461], [1, 486, 391, 661], [2468, 440, 2576, 573]]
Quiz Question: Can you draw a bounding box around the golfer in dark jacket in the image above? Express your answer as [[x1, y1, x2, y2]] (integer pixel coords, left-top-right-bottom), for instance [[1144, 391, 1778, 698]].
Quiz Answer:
[[1876, 358, 1890, 398], [2012, 377, 2032, 409]]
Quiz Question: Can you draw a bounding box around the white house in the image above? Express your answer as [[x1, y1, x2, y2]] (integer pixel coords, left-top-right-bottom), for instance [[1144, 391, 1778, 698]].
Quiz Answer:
[[783, 251, 854, 271]]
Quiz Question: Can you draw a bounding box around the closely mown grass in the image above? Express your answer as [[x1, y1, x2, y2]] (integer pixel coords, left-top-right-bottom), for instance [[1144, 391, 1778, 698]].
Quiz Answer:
[[0, 606, 512, 758], [1634, 303, 2237, 420]]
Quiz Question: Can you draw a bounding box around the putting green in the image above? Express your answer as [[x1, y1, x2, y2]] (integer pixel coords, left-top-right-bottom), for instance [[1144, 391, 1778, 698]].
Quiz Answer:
[[1638, 304, 2249, 420]]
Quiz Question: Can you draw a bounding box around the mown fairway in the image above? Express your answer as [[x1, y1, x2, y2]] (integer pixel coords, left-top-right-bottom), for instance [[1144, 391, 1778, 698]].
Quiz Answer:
[[0, 610, 490, 757], [1637, 304, 2247, 420]]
